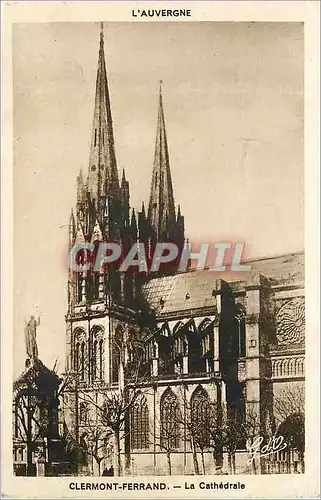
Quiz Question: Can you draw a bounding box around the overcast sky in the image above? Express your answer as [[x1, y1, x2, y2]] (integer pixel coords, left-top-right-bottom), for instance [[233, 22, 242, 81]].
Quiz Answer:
[[13, 22, 304, 376]]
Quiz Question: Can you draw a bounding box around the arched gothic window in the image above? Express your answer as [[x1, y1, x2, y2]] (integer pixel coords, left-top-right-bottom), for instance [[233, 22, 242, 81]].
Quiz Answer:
[[74, 329, 86, 382], [160, 389, 181, 450], [99, 339, 104, 379], [75, 249, 86, 303], [75, 341, 85, 379], [75, 342, 80, 372], [130, 393, 149, 450], [91, 327, 104, 382], [112, 327, 122, 383], [77, 273, 83, 303], [92, 339, 98, 380], [80, 342, 85, 381], [191, 387, 212, 448], [235, 310, 246, 358]]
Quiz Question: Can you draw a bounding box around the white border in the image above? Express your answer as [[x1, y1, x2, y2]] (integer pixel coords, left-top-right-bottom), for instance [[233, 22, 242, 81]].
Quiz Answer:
[[1, 2, 320, 498]]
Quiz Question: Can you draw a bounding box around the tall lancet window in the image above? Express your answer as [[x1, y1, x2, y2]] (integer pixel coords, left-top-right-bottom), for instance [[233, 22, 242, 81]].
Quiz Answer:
[[235, 306, 246, 358], [99, 339, 104, 379], [74, 341, 86, 381], [91, 327, 104, 382], [74, 329, 86, 382], [160, 389, 181, 450], [130, 393, 149, 450], [191, 386, 212, 448], [92, 339, 97, 380], [75, 342, 80, 373], [112, 327, 122, 383], [76, 251, 86, 303], [80, 342, 85, 381], [77, 273, 82, 303]]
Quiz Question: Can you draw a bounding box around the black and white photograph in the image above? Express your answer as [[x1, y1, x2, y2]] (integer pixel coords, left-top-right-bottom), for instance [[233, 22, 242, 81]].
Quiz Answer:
[[1, 2, 320, 498]]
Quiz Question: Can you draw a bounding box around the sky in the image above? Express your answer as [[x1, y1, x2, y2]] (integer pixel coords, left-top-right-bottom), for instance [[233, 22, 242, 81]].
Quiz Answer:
[[13, 22, 304, 377]]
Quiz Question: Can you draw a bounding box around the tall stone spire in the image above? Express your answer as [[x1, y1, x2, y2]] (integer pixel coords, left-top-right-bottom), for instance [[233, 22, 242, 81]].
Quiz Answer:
[[147, 81, 176, 241], [87, 22, 119, 206]]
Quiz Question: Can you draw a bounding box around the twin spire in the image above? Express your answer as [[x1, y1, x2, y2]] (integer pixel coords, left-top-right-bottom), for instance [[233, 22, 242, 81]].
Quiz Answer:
[[87, 22, 118, 204], [75, 23, 183, 246], [147, 79, 176, 240]]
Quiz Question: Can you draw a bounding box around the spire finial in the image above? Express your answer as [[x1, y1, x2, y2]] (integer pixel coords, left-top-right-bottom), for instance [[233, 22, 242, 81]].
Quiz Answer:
[[159, 80, 163, 97], [100, 22, 104, 45]]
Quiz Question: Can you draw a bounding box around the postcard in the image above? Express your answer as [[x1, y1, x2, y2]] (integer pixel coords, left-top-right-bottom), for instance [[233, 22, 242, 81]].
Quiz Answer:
[[1, 1, 320, 498]]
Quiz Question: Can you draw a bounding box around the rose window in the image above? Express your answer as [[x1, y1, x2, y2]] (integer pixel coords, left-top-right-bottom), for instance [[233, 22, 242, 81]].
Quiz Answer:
[[276, 298, 305, 345]]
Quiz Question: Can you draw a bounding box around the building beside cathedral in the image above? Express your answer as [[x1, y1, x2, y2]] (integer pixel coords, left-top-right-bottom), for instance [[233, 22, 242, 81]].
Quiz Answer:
[[63, 25, 305, 476], [13, 356, 62, 476]]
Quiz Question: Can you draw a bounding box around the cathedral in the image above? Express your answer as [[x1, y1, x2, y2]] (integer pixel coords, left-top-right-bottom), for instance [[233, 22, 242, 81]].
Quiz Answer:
[[63, 25, 305, 476]]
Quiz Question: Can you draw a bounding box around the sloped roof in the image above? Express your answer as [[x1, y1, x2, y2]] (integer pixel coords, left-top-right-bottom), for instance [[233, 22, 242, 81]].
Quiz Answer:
[[142, 252, 304, 318], [245, 252, 304, 285], [143, 271, 219, 317]]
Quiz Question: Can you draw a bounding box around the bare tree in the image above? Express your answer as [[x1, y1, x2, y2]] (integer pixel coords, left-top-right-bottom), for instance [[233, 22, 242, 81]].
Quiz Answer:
[[273, 384, 304, 425], [244, 407, 261, 474], [273, 383, 305, 471], [209, 405, 254, 475], [222, 415, 245, 475], [60, 324, 150, 477], [207, 403, 225, 474], [13, 360, 61, 476], [81, 421, 113, 476], [175, 388, 201, 475], [153, 416, 182, 476]]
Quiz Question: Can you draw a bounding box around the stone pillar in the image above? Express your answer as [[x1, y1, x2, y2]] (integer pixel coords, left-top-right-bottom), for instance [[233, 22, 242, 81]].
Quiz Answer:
[[183, 356, 188, 374], [98, 272, 105, 299], [212, 279, 223, 375], [245, 277, 261, 418], [244, 275, 262, 474], [151, 341, 159, 376], [81, 273, 86, 302], [221, 379, 227, 405], [35, 459, 45, 477], [152, 359, 158, 376], [104, 317, 110, 384], [213, 321, 220, 373], [119, 273, 125, 303]]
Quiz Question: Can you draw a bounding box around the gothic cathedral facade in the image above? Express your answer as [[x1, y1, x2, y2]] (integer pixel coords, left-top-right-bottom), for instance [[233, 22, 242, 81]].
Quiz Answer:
[[63, 26, 305, 476]]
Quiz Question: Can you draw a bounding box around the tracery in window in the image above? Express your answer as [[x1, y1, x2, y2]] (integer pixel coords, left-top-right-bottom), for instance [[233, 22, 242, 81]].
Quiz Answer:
[[130, 393, 149, 450], [190, 386, 212, 448], [160, 389, 181, 450]]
